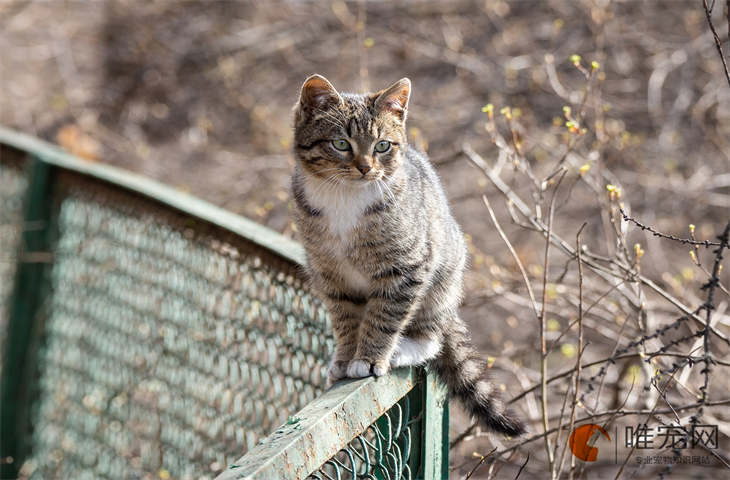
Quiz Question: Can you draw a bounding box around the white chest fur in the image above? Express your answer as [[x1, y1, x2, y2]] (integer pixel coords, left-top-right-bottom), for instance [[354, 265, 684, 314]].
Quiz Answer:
[[302, 175, 384, 239], [302, 175, 383, 293]]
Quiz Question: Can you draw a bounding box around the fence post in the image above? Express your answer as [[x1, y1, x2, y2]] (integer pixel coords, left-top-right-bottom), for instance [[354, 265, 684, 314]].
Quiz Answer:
[[0, 156, 54, 479], [423, 368, 449, 479]]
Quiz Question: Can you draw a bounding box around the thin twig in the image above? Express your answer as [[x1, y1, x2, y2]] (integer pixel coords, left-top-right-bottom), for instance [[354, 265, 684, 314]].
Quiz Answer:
[[546, 280, 625, 354], [696, 221, 730, 415], [541, 170, 566, 475], [703, 0, 730, 89], [619, 207, 720, 247], [482, 195, 539, 317], [613, 369, 680, 479], [514, 452, 530, 480], [550, 369, 574, 472], [464, 447, 498, 480], [592, 312, 629, 411], [555, 224, 587, 479]]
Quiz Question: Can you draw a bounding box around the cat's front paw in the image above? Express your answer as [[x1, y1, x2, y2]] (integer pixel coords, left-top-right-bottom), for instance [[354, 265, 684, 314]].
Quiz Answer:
[[346, 359, 389, 378], [372, 362, 388, 377], [327, 359, 349, 386], [346, 359, 371, 378]]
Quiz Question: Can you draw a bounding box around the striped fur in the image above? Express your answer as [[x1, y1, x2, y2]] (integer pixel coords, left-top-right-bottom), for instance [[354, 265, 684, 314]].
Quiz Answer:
[[291, 75, 525, 436]]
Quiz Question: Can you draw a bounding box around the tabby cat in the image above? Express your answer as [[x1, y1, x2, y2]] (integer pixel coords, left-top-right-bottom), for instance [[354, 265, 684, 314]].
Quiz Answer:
[[291, 74, 524, 436]]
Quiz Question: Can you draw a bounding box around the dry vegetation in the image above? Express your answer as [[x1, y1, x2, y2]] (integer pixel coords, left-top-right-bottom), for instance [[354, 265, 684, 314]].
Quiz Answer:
[[1, 1, 729, 478]]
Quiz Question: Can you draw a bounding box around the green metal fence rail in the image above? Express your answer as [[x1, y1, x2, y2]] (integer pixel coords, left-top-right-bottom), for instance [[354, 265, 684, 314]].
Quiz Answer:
[[0, 126, 448, 480]]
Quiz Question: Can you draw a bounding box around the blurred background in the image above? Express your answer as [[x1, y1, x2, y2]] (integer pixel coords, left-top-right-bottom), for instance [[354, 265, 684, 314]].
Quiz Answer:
[[2, 1, 729, 478]]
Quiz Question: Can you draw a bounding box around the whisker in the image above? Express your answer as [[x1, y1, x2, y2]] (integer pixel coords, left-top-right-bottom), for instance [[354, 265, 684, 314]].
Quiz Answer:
[[378, 178, 397, 206], [312, 172, 345, 198]]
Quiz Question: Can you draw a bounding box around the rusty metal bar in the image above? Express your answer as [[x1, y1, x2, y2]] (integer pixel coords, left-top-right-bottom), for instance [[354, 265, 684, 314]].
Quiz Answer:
[[217, 368, 417, 479]]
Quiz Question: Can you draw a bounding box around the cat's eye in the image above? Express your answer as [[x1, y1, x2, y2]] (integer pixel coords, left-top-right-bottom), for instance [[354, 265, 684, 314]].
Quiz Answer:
[[332, 139, 351, 151], [374, 140, 391, 153]]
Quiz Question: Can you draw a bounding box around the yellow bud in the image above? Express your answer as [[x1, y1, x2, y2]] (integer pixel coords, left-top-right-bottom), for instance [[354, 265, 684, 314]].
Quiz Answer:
[[481, 103, 494, 114], [570, 54, 581, 65], [624, 364, 642, 382], [563, 105, 572, 117], [591, 60, 600, 70], [363, 37, 375, 48], [681, 267, 694, 281], [500, 106, 512, 120], [689, 250, 697, 263], [606, 184, 616, 192], [689, 224, 695, 234], [561, 343, 577, 358], [579, 164, 591, 175]]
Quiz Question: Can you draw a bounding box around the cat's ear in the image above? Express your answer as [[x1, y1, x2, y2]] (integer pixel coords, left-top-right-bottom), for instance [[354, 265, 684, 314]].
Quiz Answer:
[[374, 78, 411, 120], [299, 74, 342, 110]]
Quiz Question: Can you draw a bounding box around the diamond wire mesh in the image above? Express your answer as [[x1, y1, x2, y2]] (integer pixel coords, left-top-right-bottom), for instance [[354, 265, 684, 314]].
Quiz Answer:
[[20, 173, 334, 480], [308, 394, 418, 480], [0, 157, 28, 367]]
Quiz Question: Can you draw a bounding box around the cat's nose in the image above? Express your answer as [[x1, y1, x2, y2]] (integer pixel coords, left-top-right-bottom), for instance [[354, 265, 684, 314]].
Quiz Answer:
[[357, 165, 371, 175]]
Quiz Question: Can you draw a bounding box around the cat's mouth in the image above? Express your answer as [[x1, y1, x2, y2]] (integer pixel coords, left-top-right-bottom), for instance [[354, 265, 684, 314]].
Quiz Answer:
[[349, 170, 384, 182], [352, 175, 382, 184]]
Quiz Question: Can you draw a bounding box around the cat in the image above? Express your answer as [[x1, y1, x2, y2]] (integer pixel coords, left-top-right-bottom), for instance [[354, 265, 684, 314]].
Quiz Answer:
[[291, 74, 524, 436]]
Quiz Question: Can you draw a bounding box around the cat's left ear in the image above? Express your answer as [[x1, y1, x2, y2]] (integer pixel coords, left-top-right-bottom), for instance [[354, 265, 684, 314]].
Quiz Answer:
[[374, 78, 411, 121], [299, 74, 342, 111]]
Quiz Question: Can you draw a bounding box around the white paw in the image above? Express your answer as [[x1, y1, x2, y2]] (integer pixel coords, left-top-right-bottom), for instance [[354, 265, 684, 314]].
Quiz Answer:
[[372, 363, 388, 377], [346, 359, 372, 378], [327, 359, 348, 386]]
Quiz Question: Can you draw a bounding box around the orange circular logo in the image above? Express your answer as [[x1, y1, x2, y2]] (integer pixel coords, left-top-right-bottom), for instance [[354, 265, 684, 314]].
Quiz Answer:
[[569, 424, 611, 462]]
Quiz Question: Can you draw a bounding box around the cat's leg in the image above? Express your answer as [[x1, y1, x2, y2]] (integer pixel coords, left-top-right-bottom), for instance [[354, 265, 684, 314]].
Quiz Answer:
[[346, 267, 428, 378], [323, 291, 367, 385], [389, 261, 460, 368]]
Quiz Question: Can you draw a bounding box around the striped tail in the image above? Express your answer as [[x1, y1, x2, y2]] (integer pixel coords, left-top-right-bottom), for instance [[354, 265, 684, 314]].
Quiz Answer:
[[431, 324, 525, 436]]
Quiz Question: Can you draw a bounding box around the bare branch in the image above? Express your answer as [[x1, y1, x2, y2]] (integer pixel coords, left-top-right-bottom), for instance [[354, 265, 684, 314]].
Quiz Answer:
[[703, 0, 730, 89]]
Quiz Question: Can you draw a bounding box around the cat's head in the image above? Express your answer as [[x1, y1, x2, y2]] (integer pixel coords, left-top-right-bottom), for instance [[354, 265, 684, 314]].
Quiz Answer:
[[293, 75, 410, 183]]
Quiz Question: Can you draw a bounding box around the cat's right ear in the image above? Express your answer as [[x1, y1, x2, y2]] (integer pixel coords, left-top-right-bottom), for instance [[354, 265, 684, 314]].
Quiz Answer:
[[374, 78, 411, 121], [299, 74, 342, 111]]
